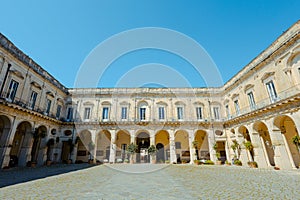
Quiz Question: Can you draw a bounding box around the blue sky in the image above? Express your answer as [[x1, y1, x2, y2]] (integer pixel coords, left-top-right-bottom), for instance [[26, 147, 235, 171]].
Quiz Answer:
[[1, 1, 299, 88]]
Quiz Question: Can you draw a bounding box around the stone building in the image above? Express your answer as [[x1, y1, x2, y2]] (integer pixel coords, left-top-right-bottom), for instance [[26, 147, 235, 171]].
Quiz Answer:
[[0, 20, 300, 169]]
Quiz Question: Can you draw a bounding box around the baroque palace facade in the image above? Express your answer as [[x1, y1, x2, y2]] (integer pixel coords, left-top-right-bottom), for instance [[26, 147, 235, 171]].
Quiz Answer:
[[1, 21, 300, 169]]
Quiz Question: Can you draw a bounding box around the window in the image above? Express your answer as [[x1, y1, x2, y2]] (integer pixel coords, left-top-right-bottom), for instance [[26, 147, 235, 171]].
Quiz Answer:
[[225, 105, 230, 119], [84, 107, 91, 120], [234, 100, 240, 116], [121, 107, 127, 119], [158, 107, 165, 120], [6, 79, 19, 101], [175, 142, 181, 149], [196, 107, 202, 120], [213, 107, 220, 120], [56, 105, 61, 118], [139, 107, 146, 120], [66, 107, 73, 121], [247, 92, 256, 110], [29, 91, 37, 109], [266, 81, 278, 103], [45, 99, 51, 114], [102, 107, 109, 120], [177, 107, 183, 120]]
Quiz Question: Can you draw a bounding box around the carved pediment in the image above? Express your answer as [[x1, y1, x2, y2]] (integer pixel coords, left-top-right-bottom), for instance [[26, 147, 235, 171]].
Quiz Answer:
[[30, 81, 42, 89], [261, 72, 275, 81], [244, 84, 254, 93]]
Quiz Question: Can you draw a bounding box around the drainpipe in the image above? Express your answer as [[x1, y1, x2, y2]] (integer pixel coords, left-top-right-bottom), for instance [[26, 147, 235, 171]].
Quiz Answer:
[[0, 63, 11, 97]]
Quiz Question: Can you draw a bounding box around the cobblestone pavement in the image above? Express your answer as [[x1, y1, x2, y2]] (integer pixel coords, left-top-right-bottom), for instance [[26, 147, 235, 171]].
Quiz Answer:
[[0, 164, 300, 199]]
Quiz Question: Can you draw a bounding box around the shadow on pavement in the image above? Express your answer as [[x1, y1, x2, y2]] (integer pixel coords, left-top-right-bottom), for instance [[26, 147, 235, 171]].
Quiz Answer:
[[0, 163, 96, 188]]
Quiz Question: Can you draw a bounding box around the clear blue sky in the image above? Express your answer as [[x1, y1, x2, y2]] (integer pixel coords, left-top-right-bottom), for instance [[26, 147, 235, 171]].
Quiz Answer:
[[1, 0, 299, 88]]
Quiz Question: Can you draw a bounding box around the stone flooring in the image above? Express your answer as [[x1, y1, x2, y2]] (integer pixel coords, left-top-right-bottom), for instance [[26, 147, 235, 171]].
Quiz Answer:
[[0, 164, 300, 199]]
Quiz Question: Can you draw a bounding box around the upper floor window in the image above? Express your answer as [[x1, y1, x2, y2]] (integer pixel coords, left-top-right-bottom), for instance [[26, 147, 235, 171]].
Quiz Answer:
[[29, 91, 37, 109], [234, 100, 240, 116], [225, 105, 230, 119], [139, 107, 146, 121], [84, 107, 91, 120], [45, 99, 51, 114], [213, 107, 220, 120], [177, 107, 184, 120], [196, 107, 202, 120], [266, 81, 278, 103], [56, 105, 61, 119], [247, 92, 256, 110], [6, 79, 19, 101], [66, 107, 73, 121], [121, 107, 127, 120], [158, 107, 165, 120], [102, 107, 109, 120]]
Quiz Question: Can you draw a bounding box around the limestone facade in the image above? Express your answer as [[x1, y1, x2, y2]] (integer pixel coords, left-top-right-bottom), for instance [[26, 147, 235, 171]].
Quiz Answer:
[[0, 21, 300, 169]]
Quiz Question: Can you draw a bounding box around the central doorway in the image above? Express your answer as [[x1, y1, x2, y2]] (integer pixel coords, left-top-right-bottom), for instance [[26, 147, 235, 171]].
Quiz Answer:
[[136, 132, 150, 163]]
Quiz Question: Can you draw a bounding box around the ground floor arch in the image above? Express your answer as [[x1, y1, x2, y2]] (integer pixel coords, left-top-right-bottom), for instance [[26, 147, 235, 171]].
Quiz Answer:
[[194, 130, 209, 160], [155, 130, 170, 163], [175, 130, 190, 163], [115, 130, 130, 161], [96, 130, 111, 162], [10, 121, 33, 167], [238, 125, 254, 162], [274, 115, 300, 168], [253, 121, 275, 166], [0, 115, 11, 166], [136, 131, 150, 163]]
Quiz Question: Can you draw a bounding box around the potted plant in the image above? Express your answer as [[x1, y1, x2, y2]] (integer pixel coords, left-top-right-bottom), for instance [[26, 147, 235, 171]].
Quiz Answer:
[[234, 159, 242, 166], [215, 152, 222, 165], [244, 141, 254, 163], [247, 161, 258, 168], [127, 143, 137, 164], [88, 141, 95, 164], [148, 145, 157, 164], [231, 141, 240, 160], [225, 160, 231, 166], [165, 160, 170, 164]]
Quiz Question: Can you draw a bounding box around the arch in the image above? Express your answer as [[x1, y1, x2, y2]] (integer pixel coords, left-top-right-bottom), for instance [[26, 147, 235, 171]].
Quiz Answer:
[[155, 130, 170, 162], [238, 125, 254, 162], [175, 130, 190, 163], [273, 115, 300, 167], [194, 130, 209, 160], [76, 137, 89, 163], [0, 115, 11, 167], [136, 131, 150, 163], [116, 130, 130, 161], [10, 121, 32, 167], [253, 121, 275, 166], [96, 130, 111, 161]]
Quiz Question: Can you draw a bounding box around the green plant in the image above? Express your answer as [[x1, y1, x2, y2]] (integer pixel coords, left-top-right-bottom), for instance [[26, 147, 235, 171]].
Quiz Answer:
[[213, 143, 217, 151], [231, 141, 240, 158], [147, 145, 157, 156], [204, 160, 215, 165], [165, 160, 170, 164], [225, 160, 231, 165], [234, 159, 242, 166], [292, 135, 300, 151], [192, 140, 199, 149], [215, 152, 221, 160], [127, 143, 137, 163], [244, 141, 253, 151], [127, 143, 138, 155], [124, 158, 129, 163]]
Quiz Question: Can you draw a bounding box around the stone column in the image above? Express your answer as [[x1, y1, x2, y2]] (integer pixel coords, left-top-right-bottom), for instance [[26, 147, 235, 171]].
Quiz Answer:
[[265, 119, 294, 169], [129, 130, 136, 163], [169, 129, 177, 163], [91, 130, 97, 163], [109, 130, 116, 163], [188, 130, 195, 163], [207, 129, 216, 162], [1, 118, 20, 168]]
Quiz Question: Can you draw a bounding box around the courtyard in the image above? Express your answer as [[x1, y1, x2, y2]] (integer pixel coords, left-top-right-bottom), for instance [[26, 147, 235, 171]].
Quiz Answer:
[[0, 164, 299, 199]]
